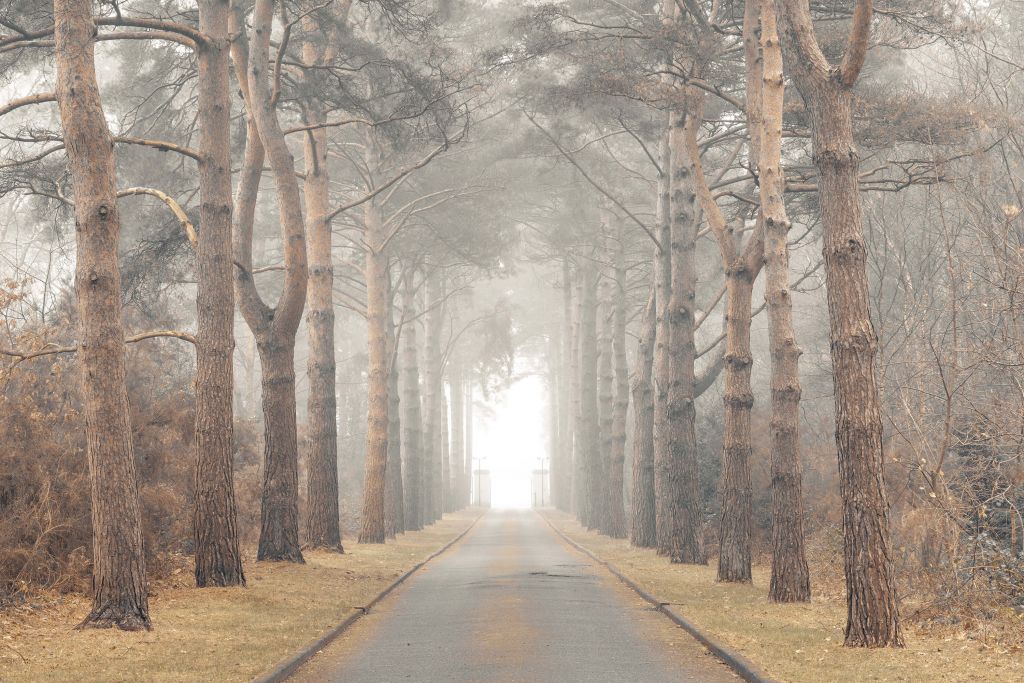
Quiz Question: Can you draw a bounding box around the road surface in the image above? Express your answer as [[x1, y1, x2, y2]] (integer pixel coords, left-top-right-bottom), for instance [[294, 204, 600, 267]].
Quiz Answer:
[[291, 510, 738, 682]]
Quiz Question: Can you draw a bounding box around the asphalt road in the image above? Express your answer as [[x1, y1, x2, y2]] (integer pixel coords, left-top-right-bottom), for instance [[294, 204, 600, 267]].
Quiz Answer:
[[291, 510, 738, 683]]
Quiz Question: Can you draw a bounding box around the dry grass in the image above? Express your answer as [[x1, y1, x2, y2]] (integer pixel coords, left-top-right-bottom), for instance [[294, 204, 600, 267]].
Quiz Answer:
[[543, 510, 1024, 683], [0, 511, 479, 683]]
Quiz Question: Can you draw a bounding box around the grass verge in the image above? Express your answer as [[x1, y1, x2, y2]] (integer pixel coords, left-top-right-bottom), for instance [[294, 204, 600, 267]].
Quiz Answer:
[[542, 510, 1024, 683], [0, 510, 480, 683]]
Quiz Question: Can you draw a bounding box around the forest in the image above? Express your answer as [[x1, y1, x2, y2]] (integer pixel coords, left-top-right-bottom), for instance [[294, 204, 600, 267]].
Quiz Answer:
[[1, 0, 1023, 681]]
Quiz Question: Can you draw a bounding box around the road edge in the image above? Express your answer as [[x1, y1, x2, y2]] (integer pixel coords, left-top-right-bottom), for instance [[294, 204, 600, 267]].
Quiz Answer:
[[538, 510, 777, 683], [251, 512, 486, 683]]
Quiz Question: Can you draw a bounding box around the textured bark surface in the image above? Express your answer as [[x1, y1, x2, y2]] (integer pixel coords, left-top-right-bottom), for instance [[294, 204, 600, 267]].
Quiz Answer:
[[630, 287, 657, 547], [652, 115, 674, 553], [441, 389, 451, 514], [193, 0, 245, 588], [607, 240, 629, 539], [423, 272, 444, 524], [595, 280, 614, 533], [400, 278, 424, 530], [661, 96, 705, 564], [359, 200, 389, 544], [385, 282, 404, 537], [450, 358, 467, 509], [777, 0, 901, 646], [231, 0, 308, 564], [577, 262, 600, 527], [757, 0, 810, 603], [687, 68, 764, 582], [54, 0, 150, 630], [301, 15, 342, 552], [570, 269, 584, 516], [558, 258, 574, 511]]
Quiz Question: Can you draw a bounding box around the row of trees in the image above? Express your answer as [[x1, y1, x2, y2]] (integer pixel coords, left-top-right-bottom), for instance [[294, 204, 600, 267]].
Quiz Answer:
[[0, 0, 512, 630]]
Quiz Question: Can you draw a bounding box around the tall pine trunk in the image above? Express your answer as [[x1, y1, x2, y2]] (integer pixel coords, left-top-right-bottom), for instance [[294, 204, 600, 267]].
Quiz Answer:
[[577, 260, 600, 528], [559, 258, 575, 511], [596, 280, 614, 532], [54, 0, 150, 629], [607, 236, 629, 539], [385, 278, 404, 537], [359, 200, 389, 543], [301, 22, 342, 552], [193, 0, 245, 588], [776, 0, 901, 645], [450, 358, 467, 510], [630, 287, 657, 547], [757, 0, 810, 603], [400, 277, 424, 530], [653, 113, 674, 553], [662, 96, 705, 564]]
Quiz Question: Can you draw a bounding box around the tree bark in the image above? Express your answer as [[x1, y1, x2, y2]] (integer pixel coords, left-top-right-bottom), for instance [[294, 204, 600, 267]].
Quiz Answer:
[[630, 286, 657, 547], [359, 200, 389, 544], [559, 257, 575, 511], [662, 94, 705, 564], [653, 113, 674, 554], [385, 274, 404, 537], [776, 0, 902, 646], [450, 356, 467, 510], [578, 260, 601, 529], [193, 0, 245, 588], [400, 276, 424, 530], [54, 0, 150, 630], [231, 0, 308, 563], [757, 0, 810, 603], [596, 279, 614, 533], [422, 271, 445, 524], [301, 12, 342, 552], [607, 235, 629, 539]]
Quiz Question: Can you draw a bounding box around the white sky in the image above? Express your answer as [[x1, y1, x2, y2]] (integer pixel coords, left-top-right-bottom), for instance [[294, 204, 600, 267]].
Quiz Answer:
[[471, 372, 548, 509]]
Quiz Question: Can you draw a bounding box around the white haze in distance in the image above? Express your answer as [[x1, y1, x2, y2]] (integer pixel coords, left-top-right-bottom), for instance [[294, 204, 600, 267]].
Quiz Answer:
[[472, 373, 547, 509]]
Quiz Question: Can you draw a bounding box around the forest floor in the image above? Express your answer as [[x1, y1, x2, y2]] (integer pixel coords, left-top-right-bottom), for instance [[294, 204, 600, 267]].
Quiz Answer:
[[0, 509, 480, 682], [542, 510, 1024, 683]]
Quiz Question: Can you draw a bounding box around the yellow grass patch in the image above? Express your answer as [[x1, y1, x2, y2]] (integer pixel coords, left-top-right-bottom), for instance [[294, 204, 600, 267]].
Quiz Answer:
[[0, 511, 479, 683], [543, 510, 1024, 683]]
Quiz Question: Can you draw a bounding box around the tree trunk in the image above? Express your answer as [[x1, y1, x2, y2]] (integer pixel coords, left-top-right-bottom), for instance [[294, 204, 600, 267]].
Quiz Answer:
[[450, 357, 466, 510], [301, 20, 342, 552], [570, 267, 584, 516], [54, 0, 150, 630], [193, 0, 245, 588], [607, 238, 629, 539], [662, 96, 705, 564], [441, 388, 451, 514], [776, 0, 901, 645], [578, 260, 601, 529], [630, 287, 657, 547], [757, 0, 810, 603], [465, 381, 474, 505], [231, 0, 308, 564], [359, 200, 389, 544], [385, 275, 404, 537], [653, 114, 674, 554], [596, 280, 614, 533], [559, 257, 575, 511], [400, 276, 424, 530], [423, 272, 444, 524]]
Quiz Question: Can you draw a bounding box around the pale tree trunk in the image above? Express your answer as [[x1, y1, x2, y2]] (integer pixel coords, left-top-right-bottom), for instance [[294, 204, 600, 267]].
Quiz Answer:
[[652, 113, 674, 553], [630, 286, 657, 547], [547, 330, 559, 509], [193, 0, 245, 588], [756, 0, 810, 603], [559, 257, 574, 511], [465, 381, 474, 505], [777, 0, 902, 646], [607, 235, 629, 538], [661, 93, 706, 564], [450, 357, 466, 510], [578, 260, 601, 528], [441, 388, 451, 514], [400, 276, 424, 530], [596, 279, 614, 533], [385, 274, 404, 537], [423, 271, 444, 524], [301, 11, 343, 552], [54, 0, 149, 629], [686, 52, 765, 580], [231, 0, 308, 563], [359, 199, 389, 543]]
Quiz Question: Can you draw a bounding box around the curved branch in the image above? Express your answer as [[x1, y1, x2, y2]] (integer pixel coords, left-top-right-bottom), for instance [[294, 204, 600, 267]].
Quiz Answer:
[[0, 92, 56, 118], [118, 187, 197, 247], [0, 330, 197, 363]]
